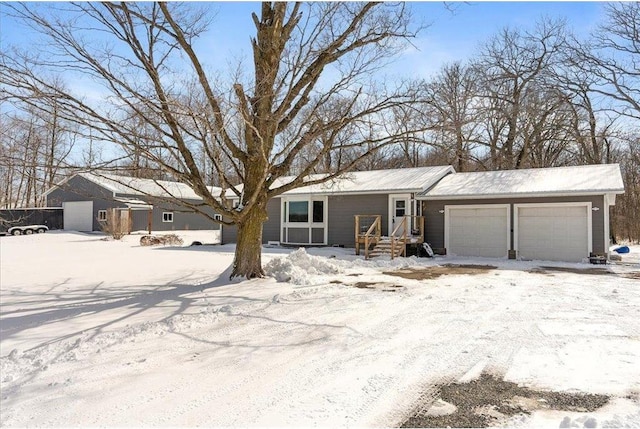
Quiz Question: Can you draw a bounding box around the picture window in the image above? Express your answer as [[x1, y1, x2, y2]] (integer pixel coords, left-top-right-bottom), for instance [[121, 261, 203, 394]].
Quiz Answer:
[[287, 201, 308, 223]]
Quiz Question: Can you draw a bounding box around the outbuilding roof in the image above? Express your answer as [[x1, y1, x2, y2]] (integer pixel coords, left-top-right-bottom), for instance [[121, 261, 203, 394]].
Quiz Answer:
[[418, 164, 625, 199], [44, 172, 221, 201], [274, 166, 454, 196]]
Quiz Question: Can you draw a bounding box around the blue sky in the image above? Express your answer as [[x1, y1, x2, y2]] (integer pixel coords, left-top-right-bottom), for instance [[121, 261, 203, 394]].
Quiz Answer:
[[190, 2, 605, 79], [0, 2, 609, 165], [1, 2, 605, 81]]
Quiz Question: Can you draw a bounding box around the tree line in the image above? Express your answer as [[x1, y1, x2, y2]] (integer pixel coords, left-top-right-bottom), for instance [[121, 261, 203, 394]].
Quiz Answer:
[[0, 2, 638, 277], [348, 5, 639, 243]]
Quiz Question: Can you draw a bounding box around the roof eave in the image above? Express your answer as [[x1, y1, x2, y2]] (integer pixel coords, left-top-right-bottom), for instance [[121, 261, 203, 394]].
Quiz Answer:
[[282, 167, 456, 197], [281, 187, 430, 197], [418, 189, 625, 200]]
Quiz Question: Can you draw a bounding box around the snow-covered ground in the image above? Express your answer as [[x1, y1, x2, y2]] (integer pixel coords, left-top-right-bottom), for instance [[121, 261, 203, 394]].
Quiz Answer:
[[1, 231, 639, 427]]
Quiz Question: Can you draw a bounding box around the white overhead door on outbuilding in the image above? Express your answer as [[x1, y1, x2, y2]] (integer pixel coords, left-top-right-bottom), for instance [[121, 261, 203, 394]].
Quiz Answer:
[[445, 205, 509, 258], [516, 204, 590, 262], [63, 201, 94, 232]]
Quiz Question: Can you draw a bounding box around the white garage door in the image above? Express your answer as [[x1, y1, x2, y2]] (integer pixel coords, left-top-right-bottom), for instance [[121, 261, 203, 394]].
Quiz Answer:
[[446, 205, 509, 258], [63, 201, 94, 232], [516, 204, 589, 262]]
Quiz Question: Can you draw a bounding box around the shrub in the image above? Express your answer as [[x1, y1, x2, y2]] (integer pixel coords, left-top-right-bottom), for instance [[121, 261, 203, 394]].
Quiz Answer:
[[140, 234, 184, 246]]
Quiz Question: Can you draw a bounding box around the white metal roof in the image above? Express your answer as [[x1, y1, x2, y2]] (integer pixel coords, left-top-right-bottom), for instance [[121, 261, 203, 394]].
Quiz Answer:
[[273, 166, 454, 196], [418, 164, 625, 199], [79, 173, 221, 200]]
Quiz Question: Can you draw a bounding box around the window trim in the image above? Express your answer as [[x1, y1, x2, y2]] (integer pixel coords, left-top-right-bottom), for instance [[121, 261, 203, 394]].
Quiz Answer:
[[287, 200, 309, 223], [162, 212, 174, 223], [281, 196, 328, 245], [312, 200, 324, 223], [97, 210, 107, 222]]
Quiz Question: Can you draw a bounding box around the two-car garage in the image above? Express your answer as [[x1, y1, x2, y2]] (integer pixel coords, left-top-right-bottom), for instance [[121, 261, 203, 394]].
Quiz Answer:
[[420, 165, 623, 263], [442, 202, 593, 262]]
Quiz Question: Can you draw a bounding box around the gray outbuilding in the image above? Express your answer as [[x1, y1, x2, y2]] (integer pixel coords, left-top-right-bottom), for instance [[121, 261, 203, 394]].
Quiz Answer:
[[45, 173, 222, 234]]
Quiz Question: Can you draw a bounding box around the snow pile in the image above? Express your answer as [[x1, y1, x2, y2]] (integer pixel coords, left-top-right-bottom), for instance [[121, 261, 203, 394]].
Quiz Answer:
[[264, 248, 342, 284]]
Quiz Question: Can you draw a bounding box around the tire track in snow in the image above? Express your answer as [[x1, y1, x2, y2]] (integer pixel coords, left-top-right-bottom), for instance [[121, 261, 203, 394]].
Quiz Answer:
[[132, 285, 375, 426], [226, 286, 418, 426], [373, 276, 538, 426], [160, 283, 437, 426]]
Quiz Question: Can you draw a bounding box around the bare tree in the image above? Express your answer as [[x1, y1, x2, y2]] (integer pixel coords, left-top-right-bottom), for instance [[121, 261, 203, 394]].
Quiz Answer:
[[0, 2, 422, 278], [420, 62, 480, 171], [611, 132, 640, 242], [571, 3, 640, 121], [0, 94, 76, 208], [473, 19, 567, 169], [554, 60, 619, 165]]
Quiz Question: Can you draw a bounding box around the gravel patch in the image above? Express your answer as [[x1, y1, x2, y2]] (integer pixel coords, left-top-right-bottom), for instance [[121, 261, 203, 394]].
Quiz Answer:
[[529, 266, 615, 276], [384, 264, 497, 280], [400, 373, 609, 428]]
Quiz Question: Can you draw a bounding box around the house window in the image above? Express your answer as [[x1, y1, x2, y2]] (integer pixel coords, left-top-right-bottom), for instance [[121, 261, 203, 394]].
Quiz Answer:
[[213, 214, 223, 221], [312, 201, 324, 223], [98, 210, 107, 222], [288, 201, 308, 223], [163, 212, 174, 222], [395, 200, 406, 217], [281, 197, 328, 245]]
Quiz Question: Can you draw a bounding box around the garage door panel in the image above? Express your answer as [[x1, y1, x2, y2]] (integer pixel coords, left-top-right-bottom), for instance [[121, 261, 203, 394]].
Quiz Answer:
[[517, 205, 588, 262], [447, 206, 509, 258], [63, 201, 94, 232]]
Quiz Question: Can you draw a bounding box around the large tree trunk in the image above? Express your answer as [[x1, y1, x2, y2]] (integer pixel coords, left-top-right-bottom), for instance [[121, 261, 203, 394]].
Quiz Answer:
[[231, 203, 268, 279]]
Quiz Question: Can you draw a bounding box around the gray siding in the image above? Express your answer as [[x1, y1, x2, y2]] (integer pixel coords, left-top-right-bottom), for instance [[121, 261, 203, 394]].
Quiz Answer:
[[221, 216, 237, 245], [127, 199, 220, 232], [327, 194, 388, 247], [47, 176, 220, 233], [0, 208, 64, 232], [222, 194, 389, 247], [263, 199, 281, 242], [422, 195, 606, 255], [119, 194, 219, 232], [47, 175, 125, 232], [221, 199, 280, 244]]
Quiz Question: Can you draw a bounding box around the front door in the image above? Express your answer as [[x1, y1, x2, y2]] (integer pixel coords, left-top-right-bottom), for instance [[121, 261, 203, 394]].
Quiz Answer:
[[390, 196, 410, 237]]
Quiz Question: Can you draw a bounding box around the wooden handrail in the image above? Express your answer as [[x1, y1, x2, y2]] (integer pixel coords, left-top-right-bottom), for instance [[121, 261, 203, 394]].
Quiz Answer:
[[364, 216, 381, 259], [390, 216, 409, 258], [355, 215, 381, 257], [365, 217, 380, 236], [391, 215, 408, 238], [355, 215, 424, 259]]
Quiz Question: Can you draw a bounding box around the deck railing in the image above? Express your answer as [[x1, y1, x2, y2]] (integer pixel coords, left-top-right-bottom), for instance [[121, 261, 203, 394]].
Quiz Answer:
[[355, 215, 425, 259], [354, 215, 381, 258], [390, 216, 408, 258]]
